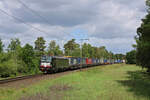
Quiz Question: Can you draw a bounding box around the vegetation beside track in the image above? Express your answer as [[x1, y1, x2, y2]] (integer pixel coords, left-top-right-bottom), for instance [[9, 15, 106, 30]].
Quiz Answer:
[[0, 38, 125, 78], [1, 64, 150, 100]]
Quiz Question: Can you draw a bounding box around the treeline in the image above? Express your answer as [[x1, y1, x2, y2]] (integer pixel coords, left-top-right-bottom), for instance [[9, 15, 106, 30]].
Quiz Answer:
[[0, 39, 40, 77], [63, 39, 125, 60], [0, 38, 124, 78], [136, 0, 150, 71], [126, 0, 150, 72]]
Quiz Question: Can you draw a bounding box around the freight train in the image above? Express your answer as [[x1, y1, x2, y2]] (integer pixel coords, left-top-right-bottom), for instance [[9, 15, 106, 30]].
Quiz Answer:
[[40, 55, 123, 73]]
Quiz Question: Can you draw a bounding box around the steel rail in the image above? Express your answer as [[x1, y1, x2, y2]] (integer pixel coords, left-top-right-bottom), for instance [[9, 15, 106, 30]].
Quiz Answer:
[[0, 74, 43, 84], [0, 63, 115, 84]]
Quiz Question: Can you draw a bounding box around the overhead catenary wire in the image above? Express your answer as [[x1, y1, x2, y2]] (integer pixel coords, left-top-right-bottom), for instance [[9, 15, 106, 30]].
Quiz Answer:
[[9, 0, 70, 38], [0, 8, 49, 34], [17, 0, 49, 23]]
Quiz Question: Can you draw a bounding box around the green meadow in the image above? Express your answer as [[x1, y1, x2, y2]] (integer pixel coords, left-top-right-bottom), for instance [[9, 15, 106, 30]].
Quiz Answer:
[[1, 64, 150, 100]]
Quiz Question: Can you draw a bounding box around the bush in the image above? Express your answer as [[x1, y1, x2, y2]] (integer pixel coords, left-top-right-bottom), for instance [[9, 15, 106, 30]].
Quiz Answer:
[[17, 60, 28, 73], [0, 59, 18, 78], [126, 50, 136, 64], [30, 58, 40, 74]]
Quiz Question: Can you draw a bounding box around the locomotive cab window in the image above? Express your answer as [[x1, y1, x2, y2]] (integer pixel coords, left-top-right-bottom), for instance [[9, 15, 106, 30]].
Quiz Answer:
[[41, 56, 52, 63], [46, 56, 52, 63]]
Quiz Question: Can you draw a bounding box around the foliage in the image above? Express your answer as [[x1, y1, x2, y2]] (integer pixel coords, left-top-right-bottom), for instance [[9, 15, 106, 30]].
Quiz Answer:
[[0, 39, 23, 77], [34, 37, 46, 56], [48, 40, 63, 56], [31, 58, 40, 74], [136, 0, 150, 71], [19, 44, 36, 73], [0, 40, 41, 77], [21, 44, 34, 64], [0, 53, 9, 63], [64, 39, 80, 56], [126, 50, 136, 64], [0, 39, 4, 53], [82, 43, 90, 57], [146, 0, 150, 12], [0, 58, 19, 77], [8, 38, 21, 52], [64, 39, 120, 59], [0, 37, 125, 78], [115, 54, 126, 60]]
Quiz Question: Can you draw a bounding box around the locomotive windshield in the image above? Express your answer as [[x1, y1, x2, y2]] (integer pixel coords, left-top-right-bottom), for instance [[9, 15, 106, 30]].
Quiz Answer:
[[41, 56, 52, 63]]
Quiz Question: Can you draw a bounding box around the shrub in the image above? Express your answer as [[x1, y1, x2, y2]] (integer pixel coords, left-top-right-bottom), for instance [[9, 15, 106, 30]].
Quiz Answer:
[[0, 59, 18, 78]]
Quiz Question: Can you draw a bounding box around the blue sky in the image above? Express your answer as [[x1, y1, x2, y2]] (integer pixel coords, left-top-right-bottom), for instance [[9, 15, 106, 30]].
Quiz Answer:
[[71, 29, 88, 39], [0, 0, 147, 54]]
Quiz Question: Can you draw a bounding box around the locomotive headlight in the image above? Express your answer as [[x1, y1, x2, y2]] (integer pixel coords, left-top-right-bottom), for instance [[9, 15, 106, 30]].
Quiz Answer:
[[47, 63, 50, 66], [40, 62, 51, 68], [41, 63, 47, 67]]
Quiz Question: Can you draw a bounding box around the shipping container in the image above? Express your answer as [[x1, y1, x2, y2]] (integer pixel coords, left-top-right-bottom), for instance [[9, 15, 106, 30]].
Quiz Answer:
[[77, 58, 81, 65], [82, 58, 86, 65], [86, 58, 92, 65], [104, 59, 108, 64], [92, 58, 97, 64]]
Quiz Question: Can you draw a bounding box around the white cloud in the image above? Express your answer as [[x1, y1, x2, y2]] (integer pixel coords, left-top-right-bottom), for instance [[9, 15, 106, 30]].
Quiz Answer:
[[0, 0, 147, 53]]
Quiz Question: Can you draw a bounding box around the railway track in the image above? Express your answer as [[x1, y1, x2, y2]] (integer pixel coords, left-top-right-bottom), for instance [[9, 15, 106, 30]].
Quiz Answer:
[[0, 74, 43, 84], [0, 64, 111, 85], [0, 67, 89, 84]]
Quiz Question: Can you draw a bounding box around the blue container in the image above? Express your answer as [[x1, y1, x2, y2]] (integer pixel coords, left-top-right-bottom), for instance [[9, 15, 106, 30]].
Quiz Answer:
[[77, 58, 81, 64], [104, 59, 107, 63], [117, 60, 121, 63], [96, 59, 99, 64], [70, 58, 75, 65], [92, 58, 95, 64]]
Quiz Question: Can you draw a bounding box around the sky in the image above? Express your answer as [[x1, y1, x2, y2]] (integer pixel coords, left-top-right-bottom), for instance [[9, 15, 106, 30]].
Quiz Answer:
[[0, 0, 147, 54]]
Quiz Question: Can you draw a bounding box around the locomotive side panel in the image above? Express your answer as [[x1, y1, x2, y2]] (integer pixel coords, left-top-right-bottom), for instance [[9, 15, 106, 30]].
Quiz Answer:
[[52, 57, 69, 70]]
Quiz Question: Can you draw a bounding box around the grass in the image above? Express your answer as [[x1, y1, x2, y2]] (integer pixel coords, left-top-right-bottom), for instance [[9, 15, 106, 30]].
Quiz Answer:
[[0, 72, 42, 80], [1, 64, 150, 100]]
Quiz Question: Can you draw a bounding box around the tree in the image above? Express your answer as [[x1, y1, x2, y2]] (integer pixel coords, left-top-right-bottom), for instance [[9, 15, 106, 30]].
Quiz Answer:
[[7, 38, 22, 66], [0, 39, 4, 53], [21, 44, 34, 64], [97, 46, 109, 59], [82, 43, 90, 58], [146, 0, 150, 12], [8, 38, 21, 52], [48, 40, 56, 56], [126, 50, 136, 64], [20, 44, 35, 72], [0, 59, 18, 77], [19, 44, 40, 73], [115, 54, 125, 60], [136, 0, 150, 71], [34, 37, 46, 56], [82, 44, 112, 59], [48, 40, 63, 56], [64, 39, 80, 56]]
